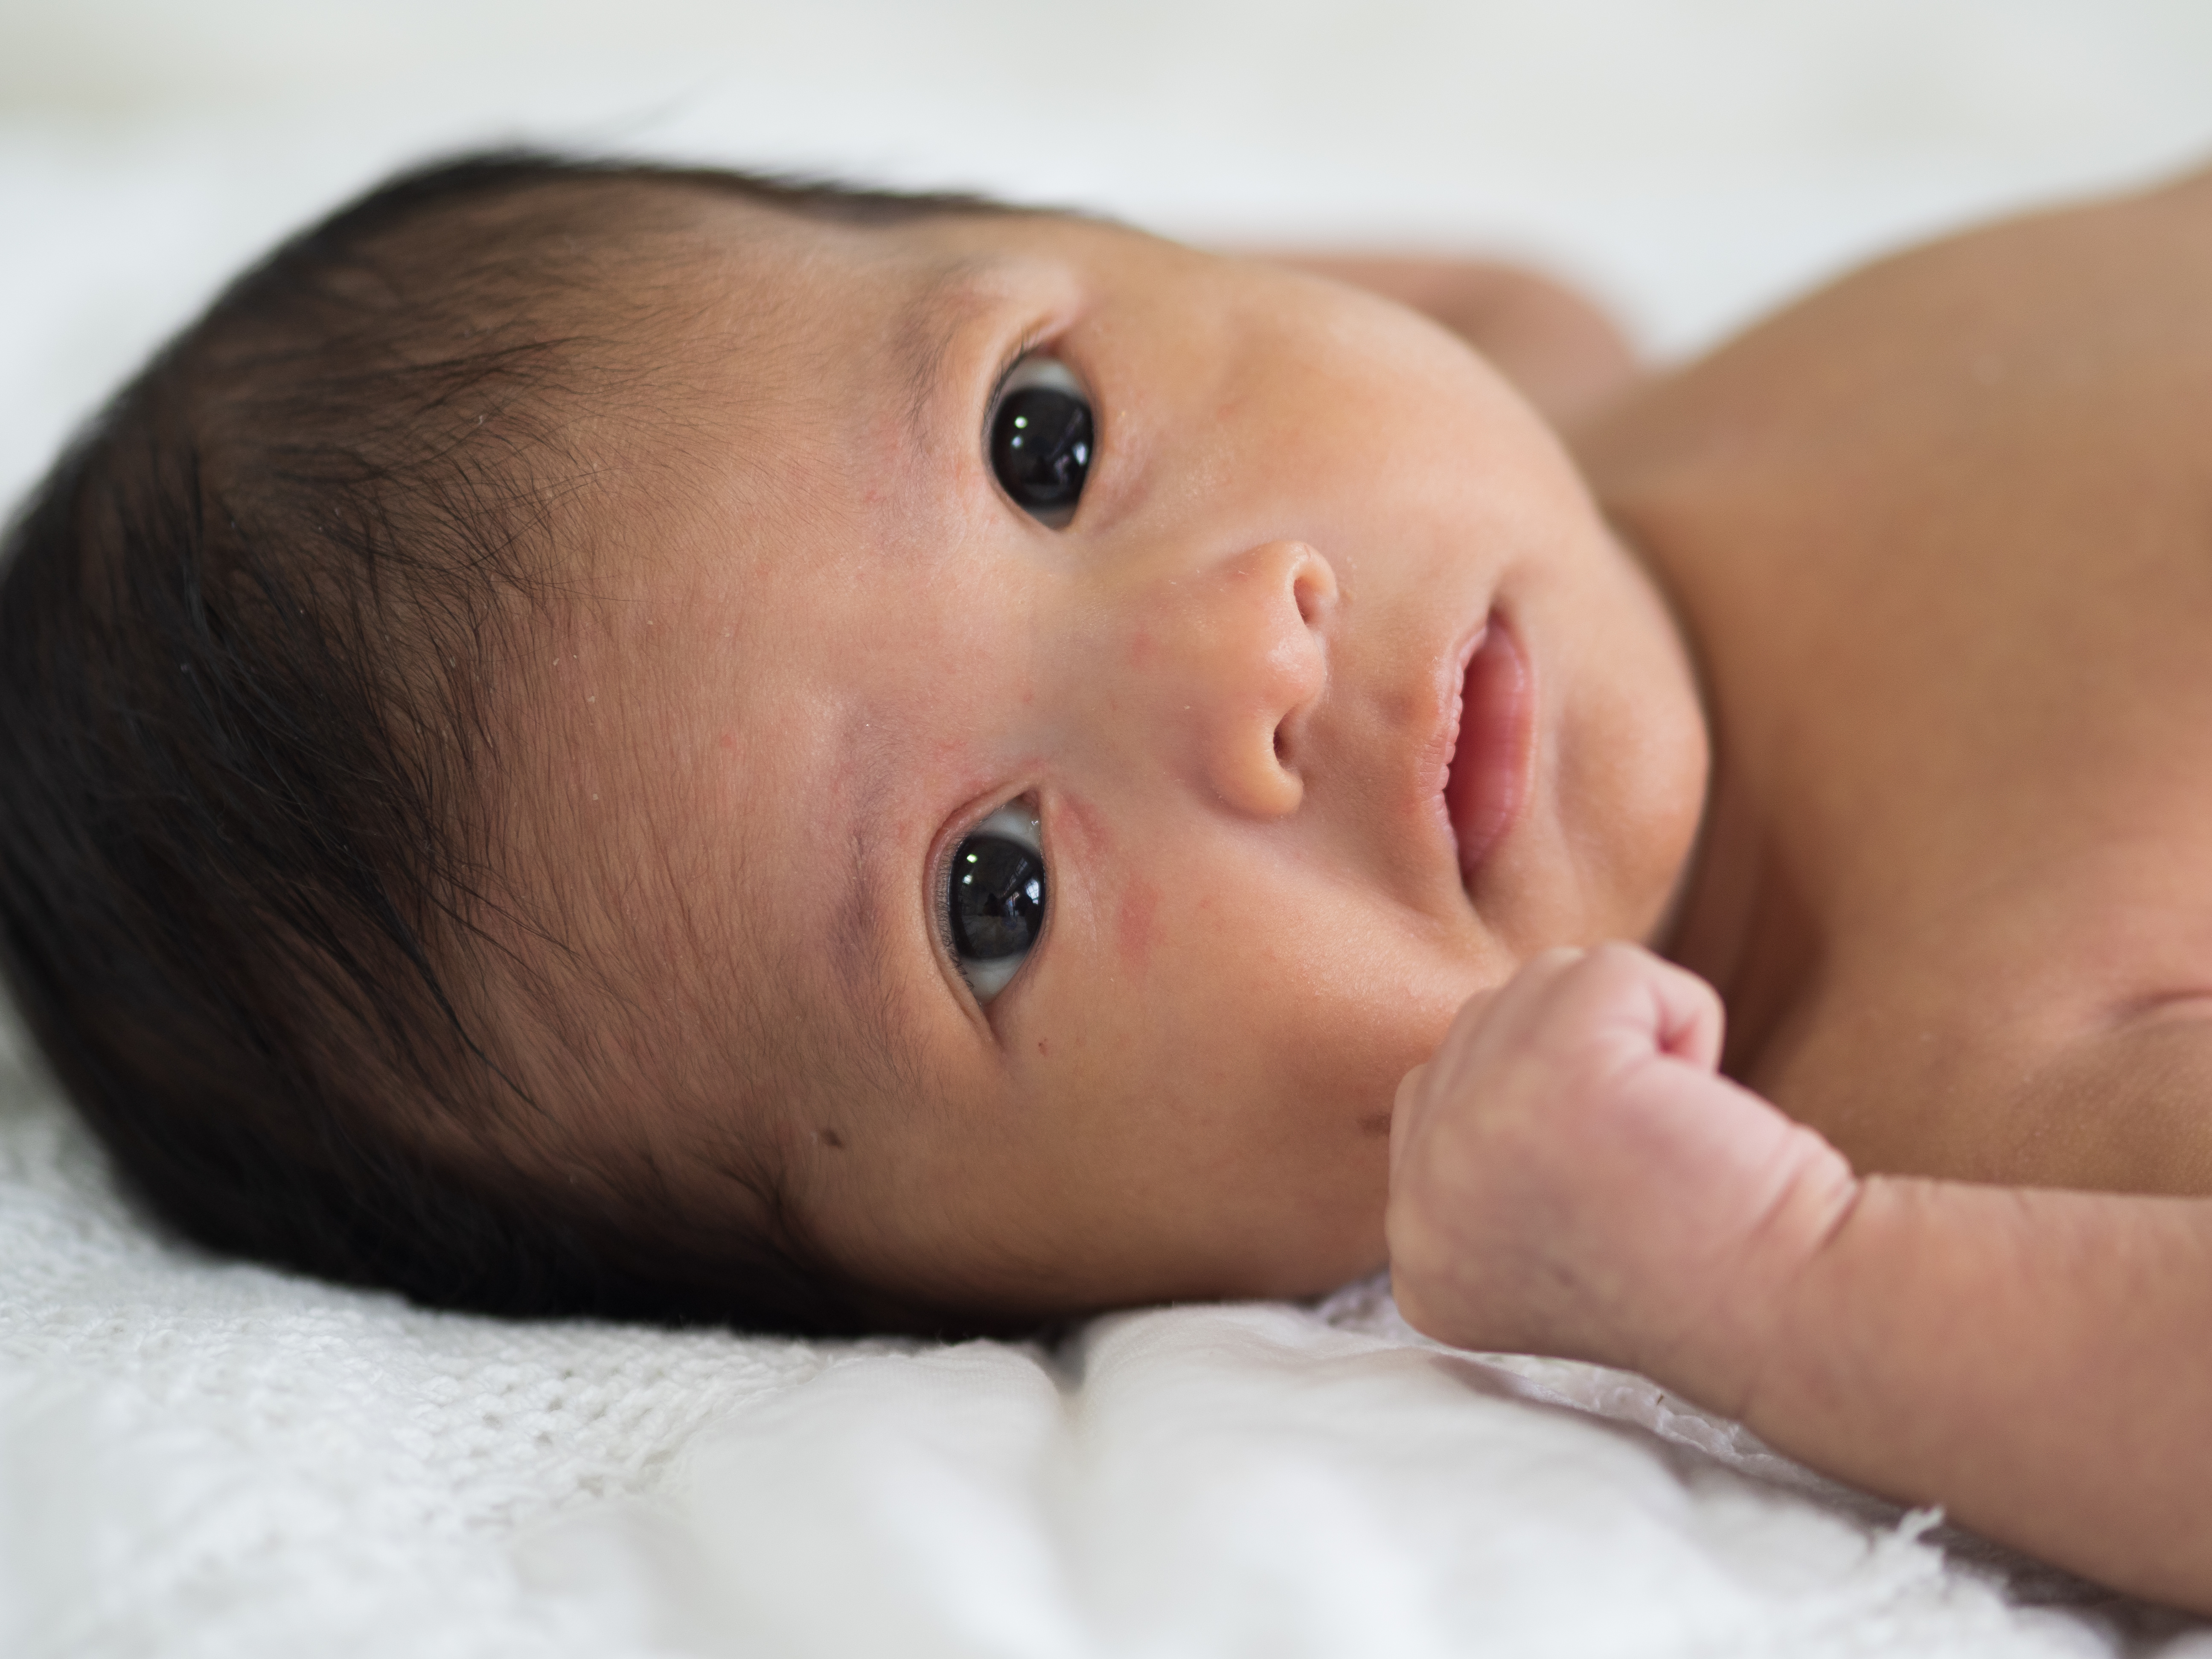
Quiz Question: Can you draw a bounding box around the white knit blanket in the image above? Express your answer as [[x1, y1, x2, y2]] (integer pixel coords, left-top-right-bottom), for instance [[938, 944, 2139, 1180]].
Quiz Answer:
[[1, 1009, 2202, 1659]]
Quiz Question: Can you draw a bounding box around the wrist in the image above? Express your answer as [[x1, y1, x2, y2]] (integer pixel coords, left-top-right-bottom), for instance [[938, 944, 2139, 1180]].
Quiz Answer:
[[1637, 1127, 1863, 1423]]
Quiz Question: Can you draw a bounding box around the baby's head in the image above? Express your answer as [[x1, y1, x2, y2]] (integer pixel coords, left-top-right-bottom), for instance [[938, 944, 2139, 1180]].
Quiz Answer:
[[0, 154, 1707, 1333]]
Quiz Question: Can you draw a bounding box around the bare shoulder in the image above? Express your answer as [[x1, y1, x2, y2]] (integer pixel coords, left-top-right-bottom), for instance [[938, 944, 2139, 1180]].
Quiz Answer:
[[1586, 170, 2212, 485], [2148, 156, 2212, 202]]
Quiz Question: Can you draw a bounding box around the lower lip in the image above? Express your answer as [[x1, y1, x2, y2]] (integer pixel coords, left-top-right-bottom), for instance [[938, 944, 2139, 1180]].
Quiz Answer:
[[1445, 619, 1533, 884]]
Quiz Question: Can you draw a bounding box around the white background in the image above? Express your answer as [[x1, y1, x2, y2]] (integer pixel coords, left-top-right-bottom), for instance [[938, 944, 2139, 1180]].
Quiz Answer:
[[6, 0, 2212, 515]]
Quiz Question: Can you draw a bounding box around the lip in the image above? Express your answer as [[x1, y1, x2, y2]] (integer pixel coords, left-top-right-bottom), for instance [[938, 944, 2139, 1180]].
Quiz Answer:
[[1439, 614, 1533, 887]]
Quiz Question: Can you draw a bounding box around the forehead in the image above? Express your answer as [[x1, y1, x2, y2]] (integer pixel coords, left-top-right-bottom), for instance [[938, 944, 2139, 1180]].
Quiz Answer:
[[526, 197, 1061, 1024], [587, 197, 1076, 596], [670, 192, 1065, 411], [601, 194, 1042, 694]]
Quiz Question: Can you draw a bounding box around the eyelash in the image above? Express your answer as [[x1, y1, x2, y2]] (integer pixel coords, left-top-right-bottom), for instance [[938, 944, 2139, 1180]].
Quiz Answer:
[[985, 329, 1050, 420]]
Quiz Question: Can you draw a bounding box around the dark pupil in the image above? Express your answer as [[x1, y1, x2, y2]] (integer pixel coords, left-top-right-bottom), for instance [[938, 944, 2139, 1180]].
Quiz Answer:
[[949, 835, 1047, 960], [990, 387, 1092, 513]]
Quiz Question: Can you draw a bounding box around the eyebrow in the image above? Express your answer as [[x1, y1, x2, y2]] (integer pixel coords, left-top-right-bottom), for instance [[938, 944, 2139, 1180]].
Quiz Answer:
[[828, 809, 943, 1112], [893, 258, 1009, 450]]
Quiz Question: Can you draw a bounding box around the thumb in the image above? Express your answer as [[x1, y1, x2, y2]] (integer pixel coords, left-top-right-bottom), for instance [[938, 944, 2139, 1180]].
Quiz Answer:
[[1639, 954, 1726, 1073]]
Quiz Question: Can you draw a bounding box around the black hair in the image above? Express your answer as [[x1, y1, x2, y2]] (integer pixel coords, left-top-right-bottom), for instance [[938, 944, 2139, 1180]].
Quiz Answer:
[[0, 150, 1010, 1334]]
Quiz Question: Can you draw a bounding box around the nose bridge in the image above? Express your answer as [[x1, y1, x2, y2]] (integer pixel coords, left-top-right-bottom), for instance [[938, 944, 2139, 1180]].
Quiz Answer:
[[1117, 539, 1336, 818]]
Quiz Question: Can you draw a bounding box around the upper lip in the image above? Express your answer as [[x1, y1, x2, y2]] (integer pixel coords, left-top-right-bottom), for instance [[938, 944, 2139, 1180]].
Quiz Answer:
[[1421, 612, 1493, 861], [1431, 605, 1531, 892]]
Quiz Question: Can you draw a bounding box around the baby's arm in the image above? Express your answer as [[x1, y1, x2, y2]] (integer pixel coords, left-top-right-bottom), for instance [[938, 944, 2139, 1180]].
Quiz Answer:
[[1388, 945, 2212, 1611], [1253, 254, 1640, 425]]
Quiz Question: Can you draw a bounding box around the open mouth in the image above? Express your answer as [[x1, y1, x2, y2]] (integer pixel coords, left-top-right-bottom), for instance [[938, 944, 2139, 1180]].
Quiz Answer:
[[1443, 616, 1533, 886]]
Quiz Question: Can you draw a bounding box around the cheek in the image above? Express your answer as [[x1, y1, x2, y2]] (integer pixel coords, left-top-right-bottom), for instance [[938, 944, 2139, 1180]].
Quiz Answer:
[[1044, 791, 1164, 975], [1115, 874, 1161, 970], [1551, 545, 1710, 923], [1064, 841, 1471, 1128]]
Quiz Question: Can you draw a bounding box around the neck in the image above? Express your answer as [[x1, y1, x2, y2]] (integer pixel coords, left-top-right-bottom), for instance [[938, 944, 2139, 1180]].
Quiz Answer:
[[1609, 506, 1817, 1081]]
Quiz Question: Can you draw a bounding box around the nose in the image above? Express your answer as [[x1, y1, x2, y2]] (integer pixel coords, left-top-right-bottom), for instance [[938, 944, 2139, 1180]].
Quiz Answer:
[[1141, 541, 1337, 818]]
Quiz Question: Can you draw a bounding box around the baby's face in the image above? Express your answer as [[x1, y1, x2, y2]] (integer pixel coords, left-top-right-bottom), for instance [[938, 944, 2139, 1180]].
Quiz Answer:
[[547, 194, 1707, 1319]]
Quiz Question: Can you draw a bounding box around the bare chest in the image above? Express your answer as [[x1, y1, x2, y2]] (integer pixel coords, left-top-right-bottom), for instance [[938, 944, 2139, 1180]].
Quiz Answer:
[[1580, 175, 2212, 1182]]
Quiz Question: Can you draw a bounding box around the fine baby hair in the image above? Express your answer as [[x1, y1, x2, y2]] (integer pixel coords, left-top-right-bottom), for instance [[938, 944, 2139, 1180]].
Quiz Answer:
[[0, 151, 1010, 1336]]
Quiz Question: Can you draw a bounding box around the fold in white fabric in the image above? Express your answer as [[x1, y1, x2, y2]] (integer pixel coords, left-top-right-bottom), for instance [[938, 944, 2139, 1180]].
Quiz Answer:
[[1, 1016, 2188, 1657], [536, 1305, 2082, 1659]]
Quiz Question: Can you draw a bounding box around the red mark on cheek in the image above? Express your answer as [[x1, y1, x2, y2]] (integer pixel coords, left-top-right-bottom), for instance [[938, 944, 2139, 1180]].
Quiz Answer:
[[717, 732, 738, 751], [1036, 1038, 1050, 1057], [1127, 627, 1155, 669], [1118, 876, 1160, 968]]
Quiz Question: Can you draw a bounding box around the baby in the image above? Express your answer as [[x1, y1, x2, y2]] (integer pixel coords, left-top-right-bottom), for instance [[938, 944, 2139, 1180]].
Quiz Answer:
[[5, 151, 2212, 1608]]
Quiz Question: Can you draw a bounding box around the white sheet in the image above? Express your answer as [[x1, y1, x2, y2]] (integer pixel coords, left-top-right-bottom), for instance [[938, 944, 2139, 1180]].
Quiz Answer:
[[0, 1010, 2201, 1658], [8, 6, 2212, 1654]]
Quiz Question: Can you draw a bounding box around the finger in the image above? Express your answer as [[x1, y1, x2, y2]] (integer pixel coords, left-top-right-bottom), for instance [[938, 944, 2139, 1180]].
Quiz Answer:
[[1532, 942, 1722, 1075], [1388, 1060, 1429, 1176], [1442, 946, 1586, 1056], [1640, 954, 1725, 1071]]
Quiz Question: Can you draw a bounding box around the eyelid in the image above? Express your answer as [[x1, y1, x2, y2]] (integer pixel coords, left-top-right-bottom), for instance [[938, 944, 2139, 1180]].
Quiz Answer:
[[982, 329, 1051, 439], [983, 334, 1103, 435], [970, 799, 1043, 854]]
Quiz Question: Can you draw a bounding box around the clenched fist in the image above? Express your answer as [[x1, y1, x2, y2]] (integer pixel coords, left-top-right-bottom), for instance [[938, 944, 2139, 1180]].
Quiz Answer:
[[1386, 943, 1860, 1419]]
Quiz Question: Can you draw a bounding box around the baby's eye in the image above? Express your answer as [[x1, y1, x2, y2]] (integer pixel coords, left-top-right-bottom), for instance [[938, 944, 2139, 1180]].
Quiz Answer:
[[989, 356, 1093, 528], [945, 803, 1047, 1003]]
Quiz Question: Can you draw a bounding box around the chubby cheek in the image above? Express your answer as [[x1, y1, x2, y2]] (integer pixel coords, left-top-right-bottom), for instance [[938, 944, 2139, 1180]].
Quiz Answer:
[[1545, 558, 1709, 939], [1022, 829, 1471, 1203]]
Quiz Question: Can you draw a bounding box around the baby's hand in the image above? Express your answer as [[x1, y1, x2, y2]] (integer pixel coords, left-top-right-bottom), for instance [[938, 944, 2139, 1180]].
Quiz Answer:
[[1386, 943, 1858, 1417]]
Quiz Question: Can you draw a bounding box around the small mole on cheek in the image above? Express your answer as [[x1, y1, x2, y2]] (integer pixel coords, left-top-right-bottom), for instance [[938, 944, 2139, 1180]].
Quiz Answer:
[[816, 1127, 846, 1150], [1036, 1038, 1050, 1057]]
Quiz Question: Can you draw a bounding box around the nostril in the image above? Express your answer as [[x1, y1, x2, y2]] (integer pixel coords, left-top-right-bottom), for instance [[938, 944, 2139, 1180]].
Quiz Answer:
[[1289, 546, 1339, 627], [1274, 724, 1288, 765]]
